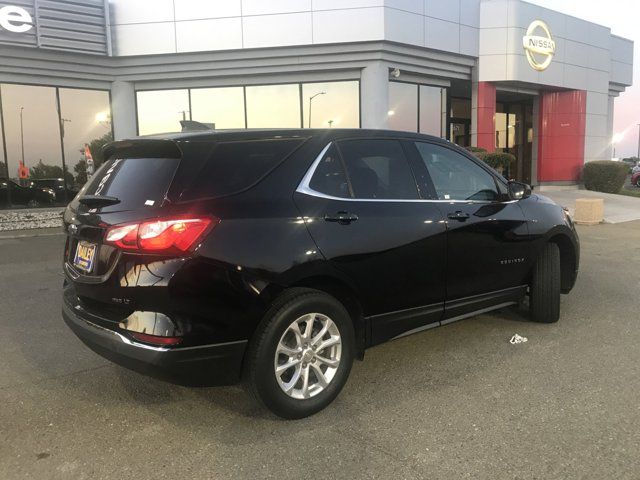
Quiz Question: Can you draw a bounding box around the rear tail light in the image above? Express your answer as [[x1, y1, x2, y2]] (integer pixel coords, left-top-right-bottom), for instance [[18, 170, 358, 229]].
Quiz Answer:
[[105, 216, 216, 254], [130, 332, 183, 346]]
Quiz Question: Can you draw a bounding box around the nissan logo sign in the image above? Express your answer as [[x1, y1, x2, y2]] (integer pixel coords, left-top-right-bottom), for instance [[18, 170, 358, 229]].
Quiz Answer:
[[522, 20, 556, 71], [0, 5, 33, 33]]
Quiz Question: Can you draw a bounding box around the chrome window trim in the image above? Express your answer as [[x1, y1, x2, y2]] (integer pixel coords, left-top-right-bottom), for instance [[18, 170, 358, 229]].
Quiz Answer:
[[295, 141, 518, 205]]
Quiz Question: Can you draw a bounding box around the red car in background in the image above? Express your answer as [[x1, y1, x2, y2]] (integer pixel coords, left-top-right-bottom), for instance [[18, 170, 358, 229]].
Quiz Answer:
[[632, 171, 640, 188]]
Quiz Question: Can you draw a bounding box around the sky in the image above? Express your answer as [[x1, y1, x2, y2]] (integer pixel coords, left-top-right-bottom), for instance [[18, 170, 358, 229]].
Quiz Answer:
[[529, 0, 640, 158]]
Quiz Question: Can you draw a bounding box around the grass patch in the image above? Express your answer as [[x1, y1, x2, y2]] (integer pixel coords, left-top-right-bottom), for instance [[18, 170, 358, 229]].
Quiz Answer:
[[618, 188, 640, 198]]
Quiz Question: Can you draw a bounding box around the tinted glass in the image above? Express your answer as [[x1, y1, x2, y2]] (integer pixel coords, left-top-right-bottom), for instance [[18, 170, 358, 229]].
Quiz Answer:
[[83, 157, 180, 212], [0, 84, 62, 184], [58, 88, 112, 188], [308, 144, 350, 198], [245, 85, 301, 128], [182, 139, 304, 200], [190, 87, 246, 129], [136, 89, 190, 135], [338, 139, 418, 199], [302, 81, 360, 128], [414, 142, 499, 201], [419, 85, 444, 137], [388, 82, 418, 132]]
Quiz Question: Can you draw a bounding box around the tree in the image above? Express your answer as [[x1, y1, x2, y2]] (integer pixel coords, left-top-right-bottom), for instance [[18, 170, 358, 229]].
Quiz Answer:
[[74, 159, 88, 186], [87, 131, 114, 169], [29, 159, 74, 186]]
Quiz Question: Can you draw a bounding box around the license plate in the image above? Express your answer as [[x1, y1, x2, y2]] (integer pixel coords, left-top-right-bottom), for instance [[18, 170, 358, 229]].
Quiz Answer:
[[73, 241, 97, 273]]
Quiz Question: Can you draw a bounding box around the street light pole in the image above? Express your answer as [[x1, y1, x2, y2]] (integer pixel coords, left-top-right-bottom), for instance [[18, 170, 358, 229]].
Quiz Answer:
[[19, 106, 24, 168], [0, 87, 12, 206], [308, 92, 326, 128], [637, 123, 640, 159], [55, 89, 70, 204]]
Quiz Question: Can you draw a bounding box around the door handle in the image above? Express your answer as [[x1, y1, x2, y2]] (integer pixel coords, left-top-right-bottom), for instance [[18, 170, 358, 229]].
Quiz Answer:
[[324, 211, 359, 224], [447, 211, 470, 221]]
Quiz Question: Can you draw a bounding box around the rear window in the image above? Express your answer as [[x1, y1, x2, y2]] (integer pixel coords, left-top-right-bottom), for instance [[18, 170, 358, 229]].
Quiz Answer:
[[82, 157, 180, 211], [180, 139, 304, 201]]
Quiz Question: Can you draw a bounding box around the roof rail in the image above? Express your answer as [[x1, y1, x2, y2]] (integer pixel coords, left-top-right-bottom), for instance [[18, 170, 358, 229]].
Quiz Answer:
[[180, 120, 214, 132]]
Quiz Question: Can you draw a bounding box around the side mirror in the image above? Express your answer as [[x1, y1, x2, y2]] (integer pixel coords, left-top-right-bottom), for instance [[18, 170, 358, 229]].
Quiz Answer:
[[508, 181, 532, 200]]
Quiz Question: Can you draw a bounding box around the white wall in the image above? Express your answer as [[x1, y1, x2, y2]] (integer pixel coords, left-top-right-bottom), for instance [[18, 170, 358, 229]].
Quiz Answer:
[[108, 0, 477, 56]]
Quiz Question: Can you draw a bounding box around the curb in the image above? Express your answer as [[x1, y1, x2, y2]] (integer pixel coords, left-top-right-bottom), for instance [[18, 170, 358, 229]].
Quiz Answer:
[[0, 227, 64, 240]]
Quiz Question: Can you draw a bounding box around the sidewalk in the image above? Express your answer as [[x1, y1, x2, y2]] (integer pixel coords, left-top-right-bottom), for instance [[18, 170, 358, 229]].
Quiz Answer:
[[540, 188, 640, 224], [0, 207, 64, 232]]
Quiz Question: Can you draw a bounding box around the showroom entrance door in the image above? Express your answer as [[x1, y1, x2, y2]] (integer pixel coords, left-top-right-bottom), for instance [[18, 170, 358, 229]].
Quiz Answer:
[[495, 94, 534, 184]]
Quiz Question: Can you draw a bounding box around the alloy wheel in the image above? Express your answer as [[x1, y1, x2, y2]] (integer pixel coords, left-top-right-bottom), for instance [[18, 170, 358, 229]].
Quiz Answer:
[[274, 313, 342, 400]]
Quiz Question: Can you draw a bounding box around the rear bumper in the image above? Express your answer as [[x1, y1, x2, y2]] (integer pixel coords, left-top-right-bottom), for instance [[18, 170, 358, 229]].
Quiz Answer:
[[62, 299, 247, 386]]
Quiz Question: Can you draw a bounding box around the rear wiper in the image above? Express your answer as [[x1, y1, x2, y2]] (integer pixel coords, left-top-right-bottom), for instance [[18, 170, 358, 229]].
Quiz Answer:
[[78, 195, 121, 208]]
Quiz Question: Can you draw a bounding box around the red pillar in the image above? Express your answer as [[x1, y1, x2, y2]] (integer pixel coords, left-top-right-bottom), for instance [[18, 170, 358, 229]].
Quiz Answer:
[[475, 82, 496, 152], [537, 90, 586, 183]]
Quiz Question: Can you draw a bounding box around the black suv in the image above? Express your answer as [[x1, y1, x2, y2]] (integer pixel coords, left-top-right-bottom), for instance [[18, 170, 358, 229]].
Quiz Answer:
[[62, 129, 579, 418]]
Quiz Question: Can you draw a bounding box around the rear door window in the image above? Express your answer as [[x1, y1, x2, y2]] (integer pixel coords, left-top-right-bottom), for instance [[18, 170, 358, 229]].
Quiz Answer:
[[337, 139, 419, 199], [181, 139, 304, 201], [82, 157, 180, 212], [308, 144, 351, 198]]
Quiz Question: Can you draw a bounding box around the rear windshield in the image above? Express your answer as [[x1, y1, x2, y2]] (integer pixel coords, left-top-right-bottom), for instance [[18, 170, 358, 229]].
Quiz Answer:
[[82, 157, 179, 212], [180, 139, 304, 201]]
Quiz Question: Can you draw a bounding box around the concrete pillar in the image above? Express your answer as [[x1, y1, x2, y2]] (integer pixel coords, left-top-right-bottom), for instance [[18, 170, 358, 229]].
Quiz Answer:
[[538, 90, 586, 183], [360, 62, 389, 129], [110, 80, 137, 140], [471, 80, 496, 151], [531, 96, 540, 186], [605, 94, 615, 160]]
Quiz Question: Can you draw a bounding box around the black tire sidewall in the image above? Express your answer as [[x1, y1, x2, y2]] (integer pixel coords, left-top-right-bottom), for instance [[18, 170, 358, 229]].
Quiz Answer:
[[250, 292, 354, 419], [530, 243, 561, 323]]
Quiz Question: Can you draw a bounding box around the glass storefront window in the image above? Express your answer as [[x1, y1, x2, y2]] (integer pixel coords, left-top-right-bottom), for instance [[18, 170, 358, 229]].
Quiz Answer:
[[419, 85, 445, 137], [450, 98, 471, 119], [58, 88, 111, 187], [137, 89, 190, 135], [495, 103, 507, 150], [0, 106, 6, 178], [0, 84, 62, 183], [302, 81, 359, 128], [448, 97, 471, 147], [388, 82, 417, 132], [245, 84, 301, 128], [190, 87, 246, 129]]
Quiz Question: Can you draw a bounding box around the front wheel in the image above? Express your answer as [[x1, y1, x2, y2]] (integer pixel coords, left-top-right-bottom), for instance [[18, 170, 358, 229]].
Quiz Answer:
[[244, 288, 355, 419], [529, 242, 561, 323]]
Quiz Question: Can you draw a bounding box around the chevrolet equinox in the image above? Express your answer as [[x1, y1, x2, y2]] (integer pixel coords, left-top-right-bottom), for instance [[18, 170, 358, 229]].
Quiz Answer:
[[62, 129, 579, 418]]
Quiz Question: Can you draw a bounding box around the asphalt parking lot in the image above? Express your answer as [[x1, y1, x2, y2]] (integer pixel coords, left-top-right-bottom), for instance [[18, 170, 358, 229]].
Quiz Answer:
[[1, 222, 639, 480]]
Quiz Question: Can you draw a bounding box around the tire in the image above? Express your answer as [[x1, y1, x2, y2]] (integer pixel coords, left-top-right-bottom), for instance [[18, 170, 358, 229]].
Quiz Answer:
[[244, 288, 355, 419], [529, 242, 561, 323], [636, 178, 640, 188]]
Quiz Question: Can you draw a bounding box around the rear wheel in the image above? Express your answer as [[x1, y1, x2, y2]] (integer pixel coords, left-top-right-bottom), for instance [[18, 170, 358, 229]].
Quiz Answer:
[[636, 177, 640, 188], [529, 242, 561, 323], [244, 288, 354, 419]]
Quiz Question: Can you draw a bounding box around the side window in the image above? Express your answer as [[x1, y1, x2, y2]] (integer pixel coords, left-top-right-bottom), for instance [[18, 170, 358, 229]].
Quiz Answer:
[[338, 139, 419, 199], [414, 142, 499, 201], [308, 144, 350, 198]]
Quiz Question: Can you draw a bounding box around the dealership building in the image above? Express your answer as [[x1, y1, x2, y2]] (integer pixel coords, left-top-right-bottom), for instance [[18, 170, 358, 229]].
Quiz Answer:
[[0, 0, 634, 190]]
